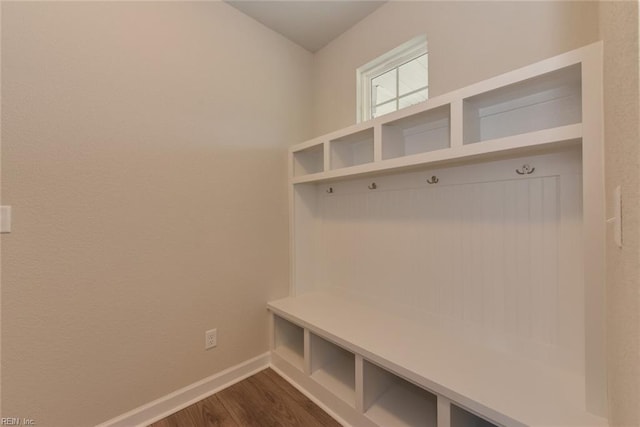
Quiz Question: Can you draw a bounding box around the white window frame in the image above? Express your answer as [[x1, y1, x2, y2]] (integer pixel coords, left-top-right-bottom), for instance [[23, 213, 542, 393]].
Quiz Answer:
[[356, 35, 428, 123]]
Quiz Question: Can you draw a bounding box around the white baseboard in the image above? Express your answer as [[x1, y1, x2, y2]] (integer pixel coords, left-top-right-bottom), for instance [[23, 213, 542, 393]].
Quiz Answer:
[[95, 352, 271, 427]]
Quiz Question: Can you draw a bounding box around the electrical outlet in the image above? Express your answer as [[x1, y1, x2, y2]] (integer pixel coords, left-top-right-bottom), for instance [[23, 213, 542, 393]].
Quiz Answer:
[[205, 328, 217, 350]]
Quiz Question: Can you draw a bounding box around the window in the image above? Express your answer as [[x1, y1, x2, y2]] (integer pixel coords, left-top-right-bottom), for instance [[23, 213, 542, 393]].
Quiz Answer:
[[357, 35, 428, 122]]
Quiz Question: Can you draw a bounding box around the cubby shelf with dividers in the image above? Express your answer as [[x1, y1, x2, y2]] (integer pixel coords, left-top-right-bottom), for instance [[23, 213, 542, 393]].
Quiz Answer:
[[273, 315, 304, 371], [310, 334, 356, 407], [292, 142, 324, 177], [451, 405, 498, 427], [382, 104, 450, 159], [363, 360, 438, 427], [330, 127, 375, 170], [463, 64, 582, 145], [270, 43, 608, 427]]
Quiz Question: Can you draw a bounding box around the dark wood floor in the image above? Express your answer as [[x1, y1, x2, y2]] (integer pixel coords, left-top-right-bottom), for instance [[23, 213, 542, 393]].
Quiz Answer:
[[149, 368, 342, 427]]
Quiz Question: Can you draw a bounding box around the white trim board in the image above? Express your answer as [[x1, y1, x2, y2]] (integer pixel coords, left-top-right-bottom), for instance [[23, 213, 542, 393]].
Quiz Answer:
[[95, 352, 270, 427]]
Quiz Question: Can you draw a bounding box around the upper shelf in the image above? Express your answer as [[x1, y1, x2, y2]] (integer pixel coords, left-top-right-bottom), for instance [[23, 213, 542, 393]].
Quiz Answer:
[[463, 64, 581, 144], [382, 104, 450, 160], [290, 49, 586, 184], [292, 123, 581, 184]]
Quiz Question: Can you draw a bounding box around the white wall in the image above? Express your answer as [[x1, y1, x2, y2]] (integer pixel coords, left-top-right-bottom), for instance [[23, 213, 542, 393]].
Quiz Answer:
[[0, 2, 312, 426], [312, 1, 599, 135]]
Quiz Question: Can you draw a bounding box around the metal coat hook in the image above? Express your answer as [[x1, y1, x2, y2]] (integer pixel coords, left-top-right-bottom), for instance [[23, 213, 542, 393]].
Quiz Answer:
[[426, 175, 439, 184], [326, 187, 334, 194], [516, 164, 535, 175], [368, 182, 377, 190]]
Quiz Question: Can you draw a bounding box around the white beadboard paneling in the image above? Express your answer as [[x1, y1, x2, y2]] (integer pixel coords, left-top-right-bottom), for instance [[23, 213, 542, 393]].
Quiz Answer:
[[503, 180, 519, 339], [518, 180, 535, 341], [540, 178, 560, 345], [312, 148, 582, 372]]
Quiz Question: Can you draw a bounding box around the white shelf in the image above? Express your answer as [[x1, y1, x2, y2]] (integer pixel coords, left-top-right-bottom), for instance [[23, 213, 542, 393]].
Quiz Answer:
[[273, 315, 304, 371], [381, 104, 450, 160], [274, 344, 304, 372], [364, 360, 437, 427], [329, 127, 374, 170], [463, 64, 581, 144], [289, 55, 584, 186], [451, 404, 498, 427], [268, 292, 608, 427], [310, 333, 356, 407], [311, 359, 356, 407], [292, 143, 324, 177], [290, 123, 581, 185]]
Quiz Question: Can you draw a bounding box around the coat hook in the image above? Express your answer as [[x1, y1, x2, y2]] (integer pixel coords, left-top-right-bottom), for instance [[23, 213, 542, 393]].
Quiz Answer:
[[426, 175, 439, 184], [326, 187, 333, 194], [368, 182, 377, 190], [516, 164, 535, 175]]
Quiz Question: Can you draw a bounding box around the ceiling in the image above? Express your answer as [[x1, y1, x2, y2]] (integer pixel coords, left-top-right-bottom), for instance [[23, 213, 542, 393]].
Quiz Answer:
[[225, 1, 386, 52]]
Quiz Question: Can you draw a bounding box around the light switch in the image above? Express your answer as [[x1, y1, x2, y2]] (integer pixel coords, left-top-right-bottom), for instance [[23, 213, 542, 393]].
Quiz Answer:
[[613, 186, 622, 248], [1, 206, 11, 233], [607, 186, 622, 248]]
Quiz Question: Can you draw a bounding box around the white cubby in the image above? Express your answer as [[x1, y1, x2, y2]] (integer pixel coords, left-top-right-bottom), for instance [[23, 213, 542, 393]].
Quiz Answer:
[[275, 43, 607, 427], [273, 315, 304, 371], [451, 405, 497, 427], [381, 104, 450, 160], [463, 64, 581, 144], [292, 143, 324, 177], [330, 128, 374, 170], [363, 360, 437, 427], [310, 333, 356, 407]]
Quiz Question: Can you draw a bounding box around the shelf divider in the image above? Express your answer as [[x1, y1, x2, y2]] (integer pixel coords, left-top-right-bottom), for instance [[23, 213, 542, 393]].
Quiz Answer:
[[373, 124, 383, 162], [438, 395, 452, 427], [450, 99, 463, 149], [304, 328, 312, 375], [355, 354, 365, 413]]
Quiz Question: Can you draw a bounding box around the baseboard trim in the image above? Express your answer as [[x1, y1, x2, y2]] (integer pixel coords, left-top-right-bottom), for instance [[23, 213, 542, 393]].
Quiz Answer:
[[96, 352, 271, 427]]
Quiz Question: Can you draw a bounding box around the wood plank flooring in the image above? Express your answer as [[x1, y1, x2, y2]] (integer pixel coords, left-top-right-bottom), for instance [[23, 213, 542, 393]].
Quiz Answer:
[[149, 368, 342, 427]]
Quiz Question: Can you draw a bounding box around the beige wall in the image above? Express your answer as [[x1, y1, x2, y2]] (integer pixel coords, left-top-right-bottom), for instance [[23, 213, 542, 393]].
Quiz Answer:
[[3, 1, 639, 426], [0, 2, 311, 426], [312, 1, 599, 136], [599, 1, 640, 425]]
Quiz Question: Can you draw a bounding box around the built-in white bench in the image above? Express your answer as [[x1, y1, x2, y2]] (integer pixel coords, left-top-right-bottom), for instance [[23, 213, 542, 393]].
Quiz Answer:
[[269, 42, 608, 427]]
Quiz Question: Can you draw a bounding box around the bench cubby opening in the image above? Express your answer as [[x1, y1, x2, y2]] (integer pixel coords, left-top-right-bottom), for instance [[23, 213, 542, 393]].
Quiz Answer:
[[273, 315, 304, 371], [310, 333, 356, 407], [451, 404, 498, 427], [363, 359, 437, 427]]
